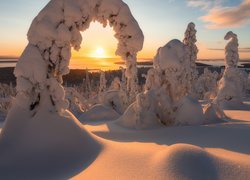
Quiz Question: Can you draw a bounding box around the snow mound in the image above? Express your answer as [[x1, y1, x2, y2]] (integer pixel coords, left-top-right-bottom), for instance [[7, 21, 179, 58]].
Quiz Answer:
[[154, 144, 217, 180], [99, 90, 126, 115], [203, 103, 227, 124], [175, 96, 205, 126], [116, 92, 162, 129], [78, 104, 120, 123], [0, 92, 101, 179]]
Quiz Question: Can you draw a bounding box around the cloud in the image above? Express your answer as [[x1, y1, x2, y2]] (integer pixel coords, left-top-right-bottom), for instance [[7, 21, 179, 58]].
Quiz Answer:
[[208, 48, 224, 51], [240, 47, 250, 52], [200, 0, 250, 29], [208, 47, 250, 52], [187, 0, 212, 10]]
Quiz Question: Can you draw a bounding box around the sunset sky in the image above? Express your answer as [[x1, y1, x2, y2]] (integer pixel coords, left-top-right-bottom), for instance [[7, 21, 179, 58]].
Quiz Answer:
[[0, 0, 250, 64]]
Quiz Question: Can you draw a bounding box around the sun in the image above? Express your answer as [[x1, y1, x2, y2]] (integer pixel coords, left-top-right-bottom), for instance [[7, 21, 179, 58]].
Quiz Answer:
[[94, 47, 105, 58]]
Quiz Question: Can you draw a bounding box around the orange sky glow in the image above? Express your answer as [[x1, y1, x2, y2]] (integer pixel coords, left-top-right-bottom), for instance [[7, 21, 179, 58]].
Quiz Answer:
[[1, 22, 249, 70]]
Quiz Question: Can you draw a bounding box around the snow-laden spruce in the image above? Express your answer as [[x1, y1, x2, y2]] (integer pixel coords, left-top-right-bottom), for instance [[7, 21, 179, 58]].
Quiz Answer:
[[15, 0, 144, 113], [99, 71, 107, 94], [117, 39, 206, 129], [183, 22, 199, 94], [215, 31, 248, 108], [154, 39, 191, 102]]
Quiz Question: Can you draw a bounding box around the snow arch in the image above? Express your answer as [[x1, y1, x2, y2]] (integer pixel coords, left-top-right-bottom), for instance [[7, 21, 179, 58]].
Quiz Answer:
[[15, 0, 144, 112]]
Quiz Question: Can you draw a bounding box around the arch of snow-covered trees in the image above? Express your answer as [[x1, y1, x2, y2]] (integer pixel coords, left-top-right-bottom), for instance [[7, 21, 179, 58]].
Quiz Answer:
[[0, 0, 143, 177], [15, 0, 144, 113]]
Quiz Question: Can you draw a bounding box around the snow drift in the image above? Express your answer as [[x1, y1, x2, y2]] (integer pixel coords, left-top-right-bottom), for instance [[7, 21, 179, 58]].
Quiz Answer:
[[0, 90, 102, 179]]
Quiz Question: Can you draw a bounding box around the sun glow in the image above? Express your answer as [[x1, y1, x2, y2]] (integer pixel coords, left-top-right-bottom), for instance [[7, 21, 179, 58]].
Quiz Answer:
[[93, 47, 106, 58]]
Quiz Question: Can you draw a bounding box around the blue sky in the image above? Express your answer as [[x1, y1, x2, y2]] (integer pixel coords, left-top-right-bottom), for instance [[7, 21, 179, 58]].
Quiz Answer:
[[0, 0, 249, 59]]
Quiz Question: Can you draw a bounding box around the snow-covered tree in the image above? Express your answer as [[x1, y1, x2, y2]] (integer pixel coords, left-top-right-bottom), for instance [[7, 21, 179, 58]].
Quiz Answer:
[[118, 39, 205, 129], [224, 31, 239, 68], [13, 0, 144, 114], [65, 87, 88, 115], [125, 58, 139, 103], [193, 68, 219, 99], [0, 83, 16, 116], [0, 0, 144, 172], [154, 39, 191, 102], [154, 39, 204, 125], [215, 31, 248, 107], [98, 70, 107, 104], [183, 22, 199, 93], [120, 66, 127, 90], [109, 77, 121, 91], [99, 71, 107, 93], [84, 68, 92, 97], [144, 68, 161, 91]]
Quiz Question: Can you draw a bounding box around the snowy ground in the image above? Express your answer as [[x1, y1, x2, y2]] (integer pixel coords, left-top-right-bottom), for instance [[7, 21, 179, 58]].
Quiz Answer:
[[70, 105, 250, 179], [0, 100, 250, 179]]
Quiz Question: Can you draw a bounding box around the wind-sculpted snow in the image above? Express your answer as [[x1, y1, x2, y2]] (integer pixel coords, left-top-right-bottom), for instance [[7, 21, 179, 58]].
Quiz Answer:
[[16, 0, 143, 112], [153, 144, 218, 180]]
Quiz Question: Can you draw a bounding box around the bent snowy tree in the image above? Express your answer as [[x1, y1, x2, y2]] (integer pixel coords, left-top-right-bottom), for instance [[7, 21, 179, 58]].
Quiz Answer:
[[215, 31, 248, 106], [14, 0, 144, 113]]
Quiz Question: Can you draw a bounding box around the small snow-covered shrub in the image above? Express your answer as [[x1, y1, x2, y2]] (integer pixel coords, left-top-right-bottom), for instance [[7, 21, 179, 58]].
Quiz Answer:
[[65, 87, 88, 116], [109, 77, 122, 91], [0, 83, 16, 116], [117, 91, 162, 129], [193, 68, 219, 99], [175, 96, 204, 126]]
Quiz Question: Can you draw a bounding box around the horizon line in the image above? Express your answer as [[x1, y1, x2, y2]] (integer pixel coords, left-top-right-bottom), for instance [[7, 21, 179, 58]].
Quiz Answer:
[[1, 56, 250, 62]]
